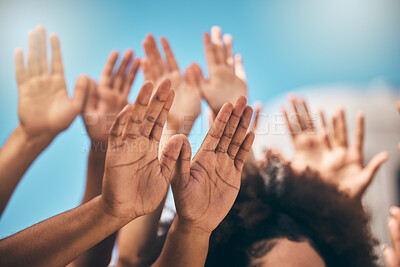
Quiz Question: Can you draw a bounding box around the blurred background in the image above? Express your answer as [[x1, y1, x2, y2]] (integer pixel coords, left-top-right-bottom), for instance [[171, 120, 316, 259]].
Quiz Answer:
[[0, 0, 399, 264]]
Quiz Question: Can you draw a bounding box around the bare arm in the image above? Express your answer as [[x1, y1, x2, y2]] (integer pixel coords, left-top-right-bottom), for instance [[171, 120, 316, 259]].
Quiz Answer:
[[0, 25, 88, 216]]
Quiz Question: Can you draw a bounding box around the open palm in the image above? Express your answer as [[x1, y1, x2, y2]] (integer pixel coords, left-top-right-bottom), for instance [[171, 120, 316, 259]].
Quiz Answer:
[[200, 26, 247, 114], [284, 95, 388, 199], [83, 50, 140, 143], [15, 25, 88, 139], [171, 97, 254, 233], [142, 35, 202, 134]]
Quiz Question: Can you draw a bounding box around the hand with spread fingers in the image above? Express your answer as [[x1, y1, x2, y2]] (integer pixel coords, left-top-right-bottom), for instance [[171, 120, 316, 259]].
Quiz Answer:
[[383, 206, 400, 267], [283, 95, 389, 199], [142, 34, 202, 135], [83, 50, 140, 144], [200, 26, 247, 115], [15, 25, 89, 141], [101, 79, 183, 220], [172, 96, 254, 233], [154, 97, 255, 267]]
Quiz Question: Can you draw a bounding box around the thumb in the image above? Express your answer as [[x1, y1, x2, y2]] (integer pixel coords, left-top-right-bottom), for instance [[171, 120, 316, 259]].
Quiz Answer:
[[383, 245, 400, 267], [172, 135, 192, 189], [362, 151, 389, 185], [160, 134, 191, 184], [71, 74, 90, 115]]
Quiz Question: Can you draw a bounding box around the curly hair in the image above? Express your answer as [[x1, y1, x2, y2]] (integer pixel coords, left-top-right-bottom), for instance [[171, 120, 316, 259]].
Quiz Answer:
[[205, 155, 379, 267]]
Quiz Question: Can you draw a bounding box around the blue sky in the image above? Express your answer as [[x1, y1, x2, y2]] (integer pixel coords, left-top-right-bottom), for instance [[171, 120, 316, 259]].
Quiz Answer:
[[0, 0, 400, 236]]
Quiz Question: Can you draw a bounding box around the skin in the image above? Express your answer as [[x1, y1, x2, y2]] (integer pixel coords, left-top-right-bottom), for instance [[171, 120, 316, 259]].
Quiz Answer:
[[200, 26, 247, 115], [0, 25, 88, 215], [141, 34, 202, 135], [69, 50, 140, 267], [252, 238, 325, 267], [0, 79, 185, 267], [383, 206, 400, 267], [154, 97, 255, 267], [283, 95, 389, 200], [117, 34, 204, 267]]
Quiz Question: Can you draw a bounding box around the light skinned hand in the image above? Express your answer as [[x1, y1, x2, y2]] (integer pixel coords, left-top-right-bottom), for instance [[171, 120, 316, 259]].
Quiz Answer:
[[171, 96, 255, 234], [83, 50, 140, 144], [142, 34, 202, 134], [383, 206, 400, 267], [101, 79, 184, 221], [15, 25, 89, 142], [200, 26, 247, 115], [283, 95, 388, 199]]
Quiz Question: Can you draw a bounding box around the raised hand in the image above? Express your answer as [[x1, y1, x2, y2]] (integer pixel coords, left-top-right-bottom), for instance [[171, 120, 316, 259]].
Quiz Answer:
[[142, 35, 202, 135], [283, 95, 389, 199], [200, 26, 247, 114], [171, 96, 254, 233], [83, 50, 140, 144], [101, 79, 184, 221], [15, 25, 88, 141], [383, 206, 400, 267]]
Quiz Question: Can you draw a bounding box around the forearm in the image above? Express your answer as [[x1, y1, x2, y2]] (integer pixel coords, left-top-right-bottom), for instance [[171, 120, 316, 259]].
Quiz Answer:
[[0, 125, 52, 215], [69, 144, 116, 267], [117, 198, 166, 267], [153, 218, 210, 267], [0, 196, 126, 267]]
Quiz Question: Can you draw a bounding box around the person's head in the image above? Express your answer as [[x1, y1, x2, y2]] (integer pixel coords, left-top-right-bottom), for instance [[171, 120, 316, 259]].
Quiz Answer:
[[206, 154, 379, 267]]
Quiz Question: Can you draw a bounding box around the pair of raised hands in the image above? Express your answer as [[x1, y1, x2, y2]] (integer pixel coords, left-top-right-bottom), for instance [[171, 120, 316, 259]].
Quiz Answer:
[[283, 95, 388, 199]]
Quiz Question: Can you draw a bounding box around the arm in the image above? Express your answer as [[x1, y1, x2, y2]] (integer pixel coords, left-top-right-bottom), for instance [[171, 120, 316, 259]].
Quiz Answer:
[[117, 35, 202, 266], [154, 97, 255, 266], [0, 79, 182, 267], [0, 25, 88, 215], [70, 49, 140, 267], [383, 206, 400, 267]]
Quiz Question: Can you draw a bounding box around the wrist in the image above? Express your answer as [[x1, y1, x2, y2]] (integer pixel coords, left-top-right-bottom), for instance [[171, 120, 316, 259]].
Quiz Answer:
[[173, 216, 212, 238], [98, 195, 135, 228], [16, 125, 53, 153]]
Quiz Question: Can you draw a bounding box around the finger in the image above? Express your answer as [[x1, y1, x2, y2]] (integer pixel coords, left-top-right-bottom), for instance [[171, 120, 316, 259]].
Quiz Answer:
[[337, 109, 348, 147], [191, 62, 206, 88], [36, 25, 48, 74], [140, 58, 153, 81], [85, 78, 98, 111], [299, 98, 314, 131], [27, 30, 40, 77], [71, 74, 90, 114], [50, 34, 64, 74], [388, 217, 400, 257], [113, 49, 133, 91], [217, 96, 247, 153], [223, 34, 233, 67], [363, 151, 389, 183], [141, 79, 171, 138], [353, 112, 364, 157], [383, 244, 400, 267], [211, 26, 225, 64], [228, 105, 253, 158], [123, 57, 140, 98], [123, 81, 153, 139], [109, 104, 133, 141], [283, 107, 295, 140], [235, 131, 255, 172], [289, 94, 304, 131], [99, 50, 119, 87], [200, 102, 233, 151], [143, 34, 165, 79], [319, 110, 331, 148], [168, 135, 192, 187], [250, 102, 262, 132], [204, 32, 216, 69], [208, 108, 216, 129], [184, 65, 196, 86], [14, 48, 27, 85], [151, 90, 175, 142], [160, 37, 179, 72], [234, 54, 246, 82], [391, 207, 400, 222]]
